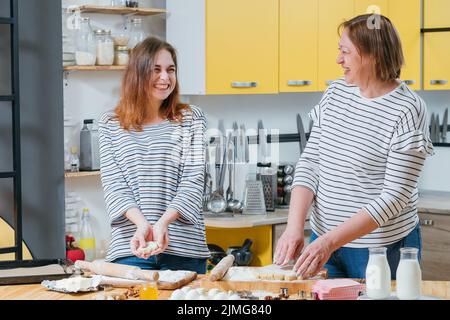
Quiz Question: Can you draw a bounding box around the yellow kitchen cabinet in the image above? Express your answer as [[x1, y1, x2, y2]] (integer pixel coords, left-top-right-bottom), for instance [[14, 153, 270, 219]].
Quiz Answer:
[[318, 0, 355, 91], [279, 0, 318, 92], [423, 0, 450, 90], [389, 0, 421, 90], [206, 226, 273, 266], [167, 0, 278, 95]]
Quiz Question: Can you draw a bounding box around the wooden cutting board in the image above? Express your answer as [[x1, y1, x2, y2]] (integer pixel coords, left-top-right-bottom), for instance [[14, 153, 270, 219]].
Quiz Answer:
[[157, 272, 197, 290]]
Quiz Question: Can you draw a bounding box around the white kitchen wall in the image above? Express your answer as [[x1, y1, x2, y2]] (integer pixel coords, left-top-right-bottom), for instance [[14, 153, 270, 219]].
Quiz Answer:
[[62, 0, 450, 258]]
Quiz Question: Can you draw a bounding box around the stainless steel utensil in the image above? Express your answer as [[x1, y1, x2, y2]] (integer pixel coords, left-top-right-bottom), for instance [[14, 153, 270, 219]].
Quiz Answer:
[[442, 108, 448, 143], [241, 124, 249, 163], [225, 133, 233, 203], [208, 138, 227, 213], [297, 114, 307, 155], [430, 113, 437, 143]]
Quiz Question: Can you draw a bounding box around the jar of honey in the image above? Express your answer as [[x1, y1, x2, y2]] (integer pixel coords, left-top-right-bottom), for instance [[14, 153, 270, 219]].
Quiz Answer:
[[139, 281, 158, 300]]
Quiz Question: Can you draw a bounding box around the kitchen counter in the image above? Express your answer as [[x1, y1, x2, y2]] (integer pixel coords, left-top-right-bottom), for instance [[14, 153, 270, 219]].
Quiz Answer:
[[204, 209, 291, 228], [203, 190, 450, 229], [418, 190, 450, 215], [0, 276, 449, 300]]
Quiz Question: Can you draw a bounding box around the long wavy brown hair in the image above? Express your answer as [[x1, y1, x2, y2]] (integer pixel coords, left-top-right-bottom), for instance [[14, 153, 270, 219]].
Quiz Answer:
[[115, 37, 189, 131]]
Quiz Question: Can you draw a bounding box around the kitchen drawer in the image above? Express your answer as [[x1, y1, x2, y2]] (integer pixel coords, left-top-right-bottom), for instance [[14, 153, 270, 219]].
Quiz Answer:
[[419, 212, 450, 280]]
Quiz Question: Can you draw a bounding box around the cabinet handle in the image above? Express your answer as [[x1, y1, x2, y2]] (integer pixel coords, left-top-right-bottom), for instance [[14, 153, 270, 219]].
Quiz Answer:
[[430, 80, 448, 85], [231, 82, 258, 88], [287, 80, 312, 86], [325, 80, 333, 86], [404, 80, 416, 85], [420, 219, 434, 226]]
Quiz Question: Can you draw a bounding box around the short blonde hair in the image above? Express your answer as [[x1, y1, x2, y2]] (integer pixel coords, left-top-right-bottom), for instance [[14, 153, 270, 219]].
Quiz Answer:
[[339, 14, 404, 82]]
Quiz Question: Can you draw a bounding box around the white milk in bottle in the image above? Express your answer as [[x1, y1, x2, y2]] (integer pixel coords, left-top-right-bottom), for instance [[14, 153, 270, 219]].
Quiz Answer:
[[396, 247, 421, 300], [365, 247, 391, 299]]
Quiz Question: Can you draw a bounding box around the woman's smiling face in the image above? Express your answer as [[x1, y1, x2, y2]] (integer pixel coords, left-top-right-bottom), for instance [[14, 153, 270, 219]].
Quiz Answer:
[[336, 29, 374, 85], [149, 49, 177, 105]]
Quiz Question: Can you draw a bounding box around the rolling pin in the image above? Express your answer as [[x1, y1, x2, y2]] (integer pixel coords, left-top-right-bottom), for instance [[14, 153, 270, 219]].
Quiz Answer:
[[209, 254, 235, 281], [75, 260, 159, 281]]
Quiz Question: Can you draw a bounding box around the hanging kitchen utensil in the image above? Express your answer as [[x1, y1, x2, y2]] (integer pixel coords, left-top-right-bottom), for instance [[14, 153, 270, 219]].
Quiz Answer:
[[297, 114, 307, 155], [442, 108, 448, 143], [257, 120, 276, 211], [208, 137, 227, 214], [430, 113, 437, 143]]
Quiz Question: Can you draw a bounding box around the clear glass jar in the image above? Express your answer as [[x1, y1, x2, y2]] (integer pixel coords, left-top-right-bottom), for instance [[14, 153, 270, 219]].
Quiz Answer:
[[396, 247, 422, 300], [75, 17, 96, 66], [365, 247, 391, 299], [114, 46, 130, 66], [110, 0, 126, 6], [126, 0, 139, 8], [94, 29, 115, 65], [128, 17, 146, 49]]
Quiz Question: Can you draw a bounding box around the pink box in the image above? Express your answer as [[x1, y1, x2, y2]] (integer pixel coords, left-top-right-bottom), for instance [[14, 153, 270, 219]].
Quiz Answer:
[[311, 279, 365, 300]]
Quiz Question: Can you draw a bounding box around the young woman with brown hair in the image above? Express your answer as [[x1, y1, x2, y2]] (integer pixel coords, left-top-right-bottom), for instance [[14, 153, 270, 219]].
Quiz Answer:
[[98, 37, 209, 273]]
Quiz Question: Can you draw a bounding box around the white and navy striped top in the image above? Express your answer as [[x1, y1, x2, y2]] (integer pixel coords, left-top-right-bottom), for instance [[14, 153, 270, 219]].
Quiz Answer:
[[98, 105, 210, 262], [293, 79, 434, 248]]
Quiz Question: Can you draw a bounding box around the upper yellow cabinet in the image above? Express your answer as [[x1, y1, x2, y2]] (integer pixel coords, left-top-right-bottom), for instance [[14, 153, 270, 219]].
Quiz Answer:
[[423, 0, 450, 90], [318, 0, 354, 91], [167, 0, 424, 94], [389, 0, 421, 91], [279, 0, 318, 92], [167, 0, 278, 95]]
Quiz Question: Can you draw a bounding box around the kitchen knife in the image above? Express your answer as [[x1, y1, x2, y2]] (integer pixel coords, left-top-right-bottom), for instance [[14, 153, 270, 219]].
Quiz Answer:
[[435, 114, 440, 143], [242, 124, 249, 163], [297, 114, 307, 155], [442, 108, 448, 143], [430, 113, 436, 143], [257, 120, 269, 166], [232, 121, 239, 162]]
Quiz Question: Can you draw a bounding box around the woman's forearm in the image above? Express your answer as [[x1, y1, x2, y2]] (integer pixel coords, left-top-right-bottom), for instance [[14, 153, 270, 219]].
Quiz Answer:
[[322, 209, 379, 251], [125, 207, 148, 227], [287, 186, 315, 230]]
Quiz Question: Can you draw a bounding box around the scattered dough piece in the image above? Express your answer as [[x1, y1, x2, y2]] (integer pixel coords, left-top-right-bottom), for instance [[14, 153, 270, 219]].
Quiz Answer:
[[137, 241, 159, 255], [273, 273, 285, 281], [284, 273, 297, 281]]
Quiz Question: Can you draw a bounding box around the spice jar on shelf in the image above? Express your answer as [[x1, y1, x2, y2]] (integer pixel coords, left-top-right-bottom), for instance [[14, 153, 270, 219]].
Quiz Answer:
[[95, 29, 115, 65], [75, 17, 96, 66], [114, 46, 130, 66], [126, 0, 139, 8], [128, 18, 146, 49]]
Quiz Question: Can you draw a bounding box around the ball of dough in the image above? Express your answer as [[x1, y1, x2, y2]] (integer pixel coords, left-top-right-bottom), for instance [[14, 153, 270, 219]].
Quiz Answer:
[[213, 292, 229, 300], [284, 273, 297, 281], [185, 290, 200, 300], [207, 288, 220, 298], [137, 241, 159, 255], [273, 273, 285, 281], [170, 289, 185, 300], [181, 286, 192, 293]]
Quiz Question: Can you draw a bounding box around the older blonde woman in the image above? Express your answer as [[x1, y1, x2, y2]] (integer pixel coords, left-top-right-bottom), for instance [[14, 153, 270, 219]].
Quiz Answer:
[[275, 14, 433, 279]]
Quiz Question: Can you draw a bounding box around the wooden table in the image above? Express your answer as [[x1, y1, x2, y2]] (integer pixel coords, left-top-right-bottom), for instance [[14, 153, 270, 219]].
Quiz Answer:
[[0, 276, 449, 300]]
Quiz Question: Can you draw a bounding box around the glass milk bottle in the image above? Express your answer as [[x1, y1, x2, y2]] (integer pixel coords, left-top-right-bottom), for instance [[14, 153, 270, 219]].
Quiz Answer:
[[365, 247, 391, 299], [396, 247, 422, 300]]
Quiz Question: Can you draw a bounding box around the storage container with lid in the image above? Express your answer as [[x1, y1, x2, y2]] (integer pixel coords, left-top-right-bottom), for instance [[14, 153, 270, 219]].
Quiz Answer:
[[75, 17, 96, 66], [94, 29, 114, 65], [128, 18, 146, 49], [114, 45, 130, 66]]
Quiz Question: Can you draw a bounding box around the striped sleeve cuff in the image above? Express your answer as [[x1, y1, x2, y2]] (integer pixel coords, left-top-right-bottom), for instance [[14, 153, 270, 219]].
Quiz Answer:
[[362, 194, 406, 227], [104, 193, 138, 225], [291, 162, 319, 195]]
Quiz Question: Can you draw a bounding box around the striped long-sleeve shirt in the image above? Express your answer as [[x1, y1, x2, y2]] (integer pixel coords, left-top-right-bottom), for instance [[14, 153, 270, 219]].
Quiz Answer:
[[293, 79, 434, 248], [98, 105, 210, 262]]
